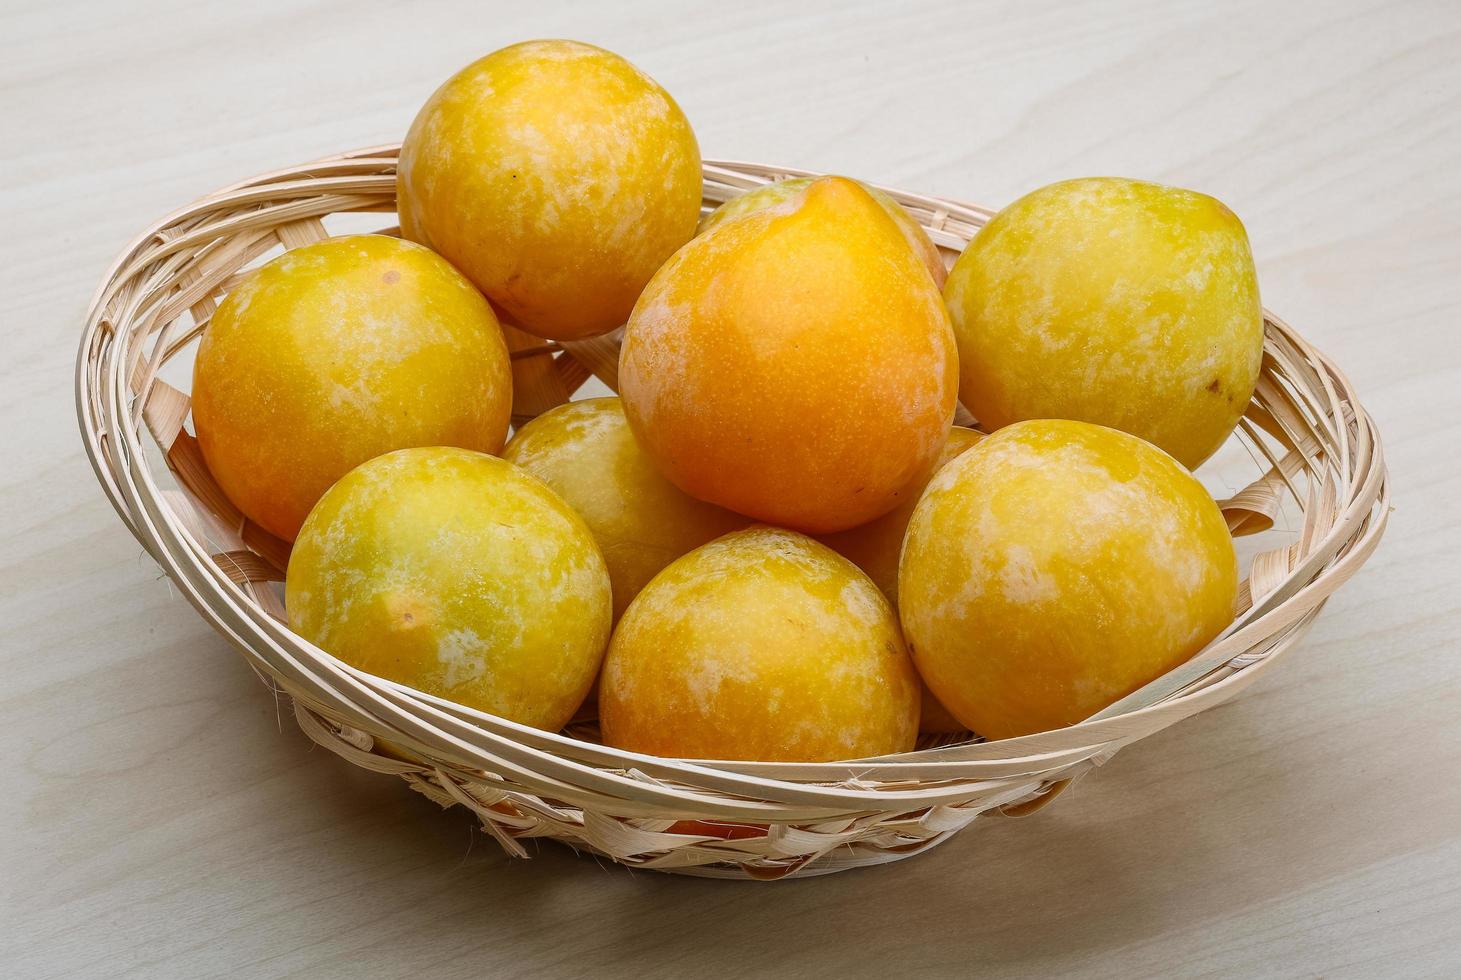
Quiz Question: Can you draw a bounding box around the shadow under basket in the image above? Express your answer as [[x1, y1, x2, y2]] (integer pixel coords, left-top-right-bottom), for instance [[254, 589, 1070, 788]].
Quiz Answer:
[[76, 147, 1389, 880]]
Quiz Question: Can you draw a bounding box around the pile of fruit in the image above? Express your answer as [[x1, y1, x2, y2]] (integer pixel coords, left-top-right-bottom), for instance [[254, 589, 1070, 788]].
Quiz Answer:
[[192, 40, 1262, 762]]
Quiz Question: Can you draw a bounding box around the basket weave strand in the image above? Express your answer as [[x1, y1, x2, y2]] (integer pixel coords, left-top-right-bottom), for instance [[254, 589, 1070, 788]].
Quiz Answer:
[[76, 146, 1389, 879]]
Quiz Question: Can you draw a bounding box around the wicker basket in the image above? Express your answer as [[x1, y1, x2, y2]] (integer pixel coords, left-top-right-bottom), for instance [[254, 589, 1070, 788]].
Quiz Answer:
[[76, 146, 1389, 880]]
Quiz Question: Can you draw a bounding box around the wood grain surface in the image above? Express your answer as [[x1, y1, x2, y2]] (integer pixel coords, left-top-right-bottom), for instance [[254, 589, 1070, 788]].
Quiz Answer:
[[3, 1, 1458, 976]]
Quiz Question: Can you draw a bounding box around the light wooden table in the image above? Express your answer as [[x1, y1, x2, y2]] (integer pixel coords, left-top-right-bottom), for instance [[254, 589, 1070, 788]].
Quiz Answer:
[[4, 1, 1458, 976]]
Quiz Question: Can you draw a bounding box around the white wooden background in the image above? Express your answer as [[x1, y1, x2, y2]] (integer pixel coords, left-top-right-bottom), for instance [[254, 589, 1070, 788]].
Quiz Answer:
[[3, 1, 1459, 976]]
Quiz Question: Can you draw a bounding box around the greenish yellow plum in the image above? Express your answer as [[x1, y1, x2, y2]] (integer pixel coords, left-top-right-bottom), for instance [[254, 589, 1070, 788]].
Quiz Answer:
[[398, 40, 702, 340], [600, 528, 920, 761], [503, 397, 746, 621], [286, 447, 611, 731], [699, 176, 947, 287], [944, 177, 1263, 468], [191, 234, 512, 541], [898, 420, 1238, 740]]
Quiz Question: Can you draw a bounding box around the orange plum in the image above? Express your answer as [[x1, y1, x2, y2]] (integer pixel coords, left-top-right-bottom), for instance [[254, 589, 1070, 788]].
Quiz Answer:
[[700, 176, 947, 287], [619, 176, 959, 533]]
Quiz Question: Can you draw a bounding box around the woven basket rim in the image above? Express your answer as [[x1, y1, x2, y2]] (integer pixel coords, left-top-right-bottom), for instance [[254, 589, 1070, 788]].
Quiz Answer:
[[75, 145, 1390, 830]]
